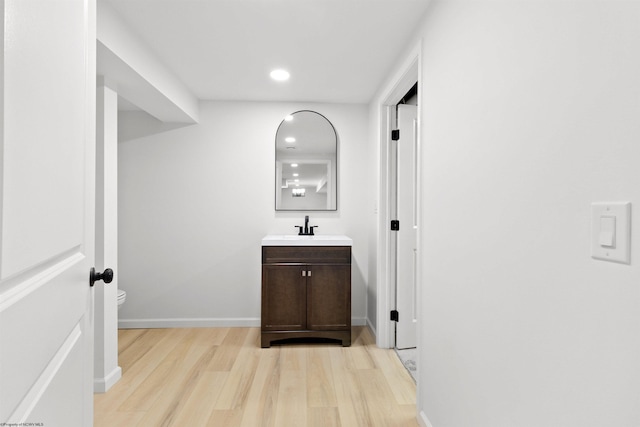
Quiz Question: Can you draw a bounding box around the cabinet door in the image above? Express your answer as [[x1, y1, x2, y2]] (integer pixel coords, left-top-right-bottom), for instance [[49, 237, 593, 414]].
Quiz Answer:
[[262, 265, 307, 331], [307, 265, 351, 330]]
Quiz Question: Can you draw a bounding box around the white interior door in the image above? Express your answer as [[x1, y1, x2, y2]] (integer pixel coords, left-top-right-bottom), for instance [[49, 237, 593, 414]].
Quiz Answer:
[[395, 104, 418, 349], [0, 0, 96, 425]]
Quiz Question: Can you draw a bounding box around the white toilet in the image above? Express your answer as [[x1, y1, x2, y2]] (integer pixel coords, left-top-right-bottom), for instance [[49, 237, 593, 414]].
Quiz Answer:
[[117, 289, 126, 310]]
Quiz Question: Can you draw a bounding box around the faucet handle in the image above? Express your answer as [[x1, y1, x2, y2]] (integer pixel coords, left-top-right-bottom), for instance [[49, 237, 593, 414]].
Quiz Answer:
[[309, 226, 318, 236], [295, 226, 304, 235]]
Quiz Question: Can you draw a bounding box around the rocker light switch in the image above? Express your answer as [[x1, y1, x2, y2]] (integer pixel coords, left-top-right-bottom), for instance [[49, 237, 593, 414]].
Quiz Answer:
[[598, 216, 615, 247], [591, 202, 630, 264]]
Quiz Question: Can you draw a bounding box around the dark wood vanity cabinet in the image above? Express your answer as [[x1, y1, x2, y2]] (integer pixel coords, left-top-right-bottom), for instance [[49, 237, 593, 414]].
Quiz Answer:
[[261, 246, 351, 347]]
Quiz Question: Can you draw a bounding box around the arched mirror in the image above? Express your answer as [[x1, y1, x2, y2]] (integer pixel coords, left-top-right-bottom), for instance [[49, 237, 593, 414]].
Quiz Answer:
[[275, 110, 337, 211]]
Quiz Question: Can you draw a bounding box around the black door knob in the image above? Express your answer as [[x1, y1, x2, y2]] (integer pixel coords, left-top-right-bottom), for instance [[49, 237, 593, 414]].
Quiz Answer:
[[90, 267, 114, 287]]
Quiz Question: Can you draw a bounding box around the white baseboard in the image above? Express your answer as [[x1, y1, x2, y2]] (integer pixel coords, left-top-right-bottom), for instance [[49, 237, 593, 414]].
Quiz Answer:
[[366, 317, 377, 335], [418, 410, 433, 427], [93, 366, 122, 393], [118, 317, 368, 329], [118, 317, 261, 329]]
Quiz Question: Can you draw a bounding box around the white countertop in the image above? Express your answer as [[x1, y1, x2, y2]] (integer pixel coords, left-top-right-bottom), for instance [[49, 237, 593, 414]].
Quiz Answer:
[[262, 234, 353, 246]]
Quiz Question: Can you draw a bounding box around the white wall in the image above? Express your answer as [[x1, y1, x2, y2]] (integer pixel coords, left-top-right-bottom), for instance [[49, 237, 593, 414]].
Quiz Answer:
[[97, 1, 198, 123], [401, 1, 640, 426], [118, 101, 370, 327]]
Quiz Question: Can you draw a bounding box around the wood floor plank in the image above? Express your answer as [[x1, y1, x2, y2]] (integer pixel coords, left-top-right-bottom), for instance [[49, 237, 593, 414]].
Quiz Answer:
[[369, 345, 416, 405], [328, 344, 375, 427], [116, 329, 146, 354], [205, 326, 233, 346], [213, 353, 258, 410], [94, 410, 145, 427], [279, 343, 308, 371], [273, 368, 307, 427], [207, 408, 244, 426], [214, 328, 261, 410], [307, 346, 338, 408], [94, 328, 192, 414], [117, 328, 215, 412], [117, 329, 171, 371], [238, 347, 281, 427], [397, 404, 421, 427], [308, 406, 341, 427], [94, 326, 418, 427], [170, 371, 229, 426], [135, 331, 220, 427], [342, 328, 376, 371], [330, 364, 372, 427], [206, 327, 250, 371], [355, 369, 405, 427], [117, 352, 182, 412]]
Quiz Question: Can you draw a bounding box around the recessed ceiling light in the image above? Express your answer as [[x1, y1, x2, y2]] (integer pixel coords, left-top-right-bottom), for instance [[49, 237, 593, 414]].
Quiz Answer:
[[270, 69, 290, 81], [293, 173, 299, 177], [291, 163, 298, 167], [285, 137, 296, 143]]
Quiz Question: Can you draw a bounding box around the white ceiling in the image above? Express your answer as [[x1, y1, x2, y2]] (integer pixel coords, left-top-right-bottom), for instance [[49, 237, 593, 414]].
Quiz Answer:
[[103, 0, 430, 104]]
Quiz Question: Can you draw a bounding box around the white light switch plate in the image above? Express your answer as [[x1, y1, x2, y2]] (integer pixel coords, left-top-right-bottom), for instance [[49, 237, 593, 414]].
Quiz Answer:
[[591, 202, 631, 264]]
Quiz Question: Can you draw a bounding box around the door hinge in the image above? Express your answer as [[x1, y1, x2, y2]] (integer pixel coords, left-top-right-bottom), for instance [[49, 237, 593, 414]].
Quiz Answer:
[[390, 310, 399, 322], [390, 220, 400, 231], [391, 129, 400, 141]]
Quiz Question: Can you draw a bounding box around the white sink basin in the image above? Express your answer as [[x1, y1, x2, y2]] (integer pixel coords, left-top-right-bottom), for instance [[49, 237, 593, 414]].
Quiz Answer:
[[262, 234, 352, 246]]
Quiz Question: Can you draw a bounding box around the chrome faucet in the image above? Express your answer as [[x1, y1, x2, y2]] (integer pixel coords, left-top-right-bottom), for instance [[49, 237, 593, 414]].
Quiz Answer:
[[295, 215, 317, 236]]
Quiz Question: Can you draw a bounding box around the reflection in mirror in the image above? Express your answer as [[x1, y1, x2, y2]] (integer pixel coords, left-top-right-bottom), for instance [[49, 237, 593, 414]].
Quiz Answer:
[[275, 111, 337, 211]]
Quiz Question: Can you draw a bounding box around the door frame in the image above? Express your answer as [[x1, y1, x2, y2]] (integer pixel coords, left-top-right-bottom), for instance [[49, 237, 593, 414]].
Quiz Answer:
[[376, 41, 421, 349], [394, 103, 419, 350], [94, 79, 121, 393]]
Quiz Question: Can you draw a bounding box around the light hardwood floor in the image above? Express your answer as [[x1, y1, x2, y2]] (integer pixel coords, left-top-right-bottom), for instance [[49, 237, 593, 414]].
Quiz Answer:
[[94, 326, 418, 427]]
